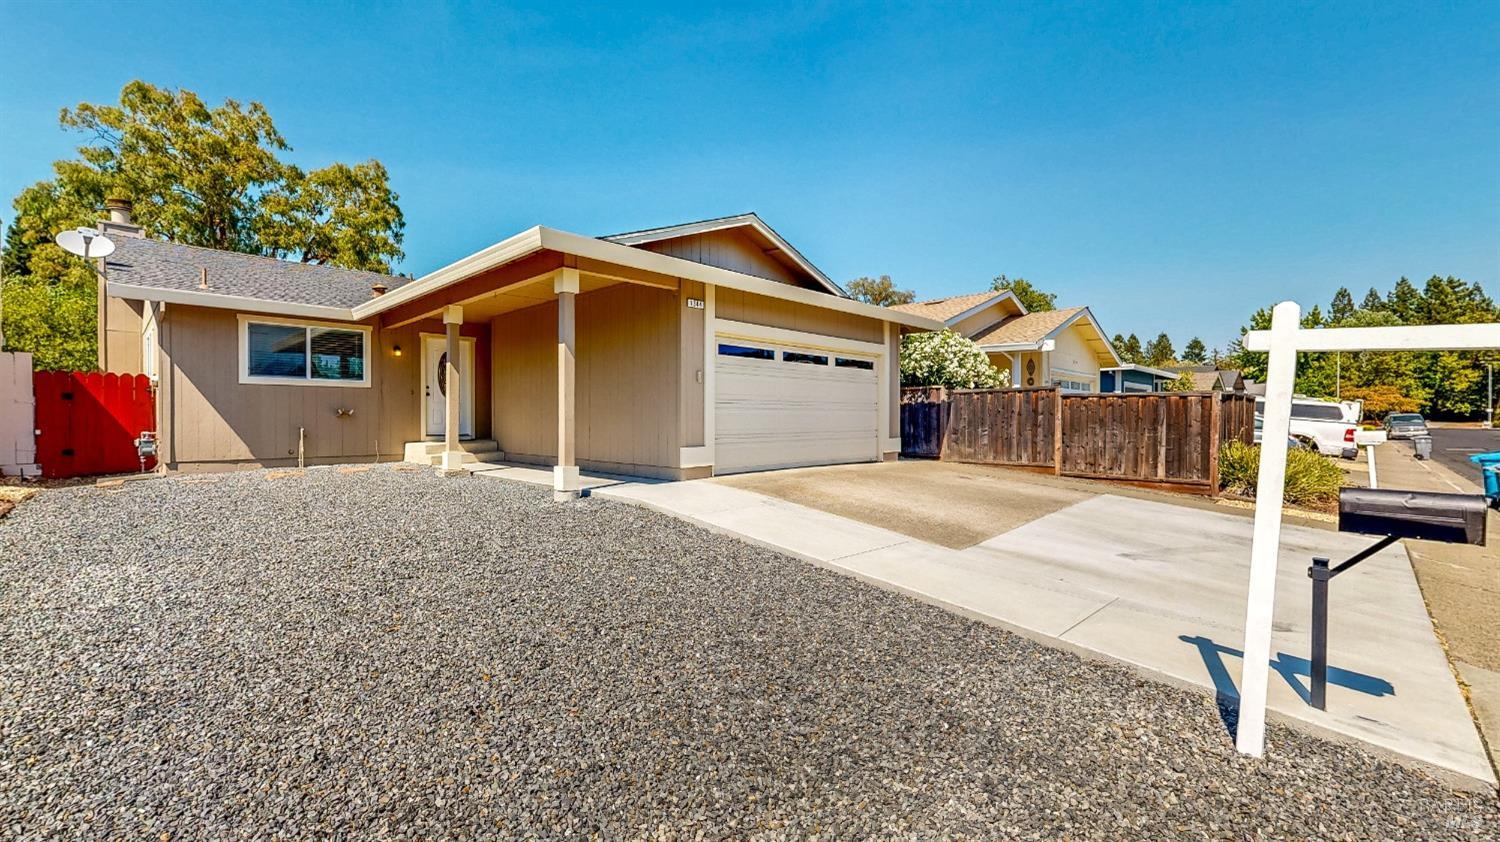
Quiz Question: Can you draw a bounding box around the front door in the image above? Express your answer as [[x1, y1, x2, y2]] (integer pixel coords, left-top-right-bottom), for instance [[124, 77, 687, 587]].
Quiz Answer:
[[423, 335, 474, 439]]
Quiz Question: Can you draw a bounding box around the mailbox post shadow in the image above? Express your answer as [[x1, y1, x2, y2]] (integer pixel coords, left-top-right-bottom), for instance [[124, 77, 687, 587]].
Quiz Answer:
[[1178, 635, 1395, 738]]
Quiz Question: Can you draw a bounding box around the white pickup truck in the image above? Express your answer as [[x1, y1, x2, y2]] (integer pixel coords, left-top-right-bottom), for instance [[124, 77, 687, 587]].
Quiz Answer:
[[1254, 397, 1359, 459]]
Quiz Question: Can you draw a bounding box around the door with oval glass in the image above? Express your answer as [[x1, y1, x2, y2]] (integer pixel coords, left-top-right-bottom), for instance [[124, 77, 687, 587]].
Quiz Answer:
[[422, 334, 474, 439]]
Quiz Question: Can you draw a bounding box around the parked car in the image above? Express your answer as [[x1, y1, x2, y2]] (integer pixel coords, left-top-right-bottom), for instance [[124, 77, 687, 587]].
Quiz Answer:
[[1383, 412, 1429, 440], [1254, 397, 1358, 459]]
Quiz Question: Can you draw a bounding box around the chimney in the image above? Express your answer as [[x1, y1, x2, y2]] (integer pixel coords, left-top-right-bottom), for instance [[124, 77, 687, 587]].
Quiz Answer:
[[370, 281, 388, 297], [199, 267, 209, 289], [99, 197, 144, 238]]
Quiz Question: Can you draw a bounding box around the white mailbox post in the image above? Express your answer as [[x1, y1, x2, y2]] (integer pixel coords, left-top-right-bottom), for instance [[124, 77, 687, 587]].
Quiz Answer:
[[1234, 306, 1500, 758]]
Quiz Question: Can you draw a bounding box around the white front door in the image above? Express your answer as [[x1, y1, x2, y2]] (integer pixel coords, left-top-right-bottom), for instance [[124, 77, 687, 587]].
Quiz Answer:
[[423, 335, 474, 439], [713, 337, 879, 474]]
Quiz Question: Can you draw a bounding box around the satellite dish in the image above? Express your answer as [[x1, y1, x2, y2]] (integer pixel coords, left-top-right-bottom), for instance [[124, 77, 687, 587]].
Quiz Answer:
[[55, 226, 115, 259]]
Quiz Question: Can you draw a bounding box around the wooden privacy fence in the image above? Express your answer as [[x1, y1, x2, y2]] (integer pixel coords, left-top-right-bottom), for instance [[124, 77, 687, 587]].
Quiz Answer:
[[900, 387, 1257, 490], [33, 372, 156, 478]]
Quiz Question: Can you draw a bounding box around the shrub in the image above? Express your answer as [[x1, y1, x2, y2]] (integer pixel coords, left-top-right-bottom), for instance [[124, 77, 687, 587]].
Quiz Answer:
[[1218, 440, 1344, 506], [900, 330, 1006, 389]]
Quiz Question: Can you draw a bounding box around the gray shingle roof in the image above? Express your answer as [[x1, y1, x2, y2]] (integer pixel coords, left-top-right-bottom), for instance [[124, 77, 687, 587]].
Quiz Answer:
[[104, 237, 409, 309]]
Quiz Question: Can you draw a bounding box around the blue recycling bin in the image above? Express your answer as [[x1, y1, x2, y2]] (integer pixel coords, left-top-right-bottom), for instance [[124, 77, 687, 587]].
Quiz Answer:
[[1469, 451, 1500, 503]]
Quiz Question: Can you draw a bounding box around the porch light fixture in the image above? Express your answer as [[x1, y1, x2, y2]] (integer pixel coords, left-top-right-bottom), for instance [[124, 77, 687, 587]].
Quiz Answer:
[[392, 344, 402, 357]]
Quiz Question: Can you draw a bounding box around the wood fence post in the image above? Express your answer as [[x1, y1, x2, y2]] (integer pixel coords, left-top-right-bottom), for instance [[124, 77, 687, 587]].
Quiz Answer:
[[1208, 393, 1223, 494], [1052, 387, 1063, 475]]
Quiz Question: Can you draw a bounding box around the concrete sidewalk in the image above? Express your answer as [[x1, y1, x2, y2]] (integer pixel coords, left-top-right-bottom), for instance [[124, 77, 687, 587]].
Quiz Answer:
[[595, 478, 1495, 789], [1373, 440, 1500, 783]]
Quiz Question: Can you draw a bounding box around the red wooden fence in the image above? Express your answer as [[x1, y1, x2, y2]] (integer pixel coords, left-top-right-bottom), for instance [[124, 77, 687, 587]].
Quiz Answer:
[[33, 372, 156, 478]]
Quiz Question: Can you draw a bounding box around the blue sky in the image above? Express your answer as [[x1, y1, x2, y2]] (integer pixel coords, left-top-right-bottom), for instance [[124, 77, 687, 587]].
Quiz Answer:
[[1, 1, 1496, 349]]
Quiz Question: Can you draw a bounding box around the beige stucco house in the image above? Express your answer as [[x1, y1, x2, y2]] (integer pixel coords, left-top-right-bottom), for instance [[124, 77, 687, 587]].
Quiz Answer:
[[889, 290, 1119, 390], [93, 208, 942, 497]]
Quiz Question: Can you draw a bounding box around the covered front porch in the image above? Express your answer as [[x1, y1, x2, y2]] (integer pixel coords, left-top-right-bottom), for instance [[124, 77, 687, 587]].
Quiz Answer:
[[380, 242, 693, 500]]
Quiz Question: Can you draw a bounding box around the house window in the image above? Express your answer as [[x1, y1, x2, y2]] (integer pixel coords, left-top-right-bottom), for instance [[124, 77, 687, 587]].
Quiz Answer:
[[718, 343, 774, 360], [782, 351, 828, 365], [241, 318, 370, 386], [1055, 378, 1093, 393], [835, 357, 874, 370]]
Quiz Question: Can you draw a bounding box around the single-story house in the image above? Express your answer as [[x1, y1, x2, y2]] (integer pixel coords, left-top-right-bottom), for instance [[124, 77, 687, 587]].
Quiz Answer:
[[1100, 363, 1180, 392], [93, 206, 943, 496], [1172, 366, 1246, 392], [888, 291, 1120, 391]]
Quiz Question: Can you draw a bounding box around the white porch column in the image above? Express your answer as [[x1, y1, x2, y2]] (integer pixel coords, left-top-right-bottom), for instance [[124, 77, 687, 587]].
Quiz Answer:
[[440, 304, 464, 471], [554, 268, 580, 500]]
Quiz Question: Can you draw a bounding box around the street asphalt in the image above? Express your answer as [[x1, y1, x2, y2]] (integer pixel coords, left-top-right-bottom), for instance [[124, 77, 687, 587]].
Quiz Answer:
[[1427, 425, 1500, 486]]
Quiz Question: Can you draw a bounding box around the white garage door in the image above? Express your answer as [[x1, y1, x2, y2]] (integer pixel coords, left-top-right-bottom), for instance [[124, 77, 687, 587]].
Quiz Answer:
[[714, 337, 879, 474]]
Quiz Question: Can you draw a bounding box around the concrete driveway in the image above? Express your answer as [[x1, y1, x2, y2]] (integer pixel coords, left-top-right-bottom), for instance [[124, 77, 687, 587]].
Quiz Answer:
[[715, 459, 1245, 549], [604, 460, 1495, 787]]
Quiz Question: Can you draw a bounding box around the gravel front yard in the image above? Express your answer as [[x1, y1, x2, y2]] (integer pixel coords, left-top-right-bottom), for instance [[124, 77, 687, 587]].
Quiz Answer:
[[1, 465, 1495, 838]]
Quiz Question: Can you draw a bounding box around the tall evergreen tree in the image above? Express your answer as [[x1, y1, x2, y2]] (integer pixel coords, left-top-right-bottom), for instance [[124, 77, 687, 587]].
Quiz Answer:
[[1329, 287, 1355, 323], [1360, 287, 1385, 312], [1144, 332, 1175, 366], [1181, 337, 1208, 364], [1386, 277, 1423, 323]]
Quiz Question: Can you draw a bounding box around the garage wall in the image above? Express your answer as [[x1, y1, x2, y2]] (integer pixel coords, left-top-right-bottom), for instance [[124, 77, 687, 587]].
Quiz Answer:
[[491, 282, 681, 478], [159, 305, 489, 467], [715, 288, 884, 343]]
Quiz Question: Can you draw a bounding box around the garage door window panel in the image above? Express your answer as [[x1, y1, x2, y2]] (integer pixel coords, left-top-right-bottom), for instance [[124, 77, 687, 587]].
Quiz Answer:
[[782, 351, 828, 365], [718, 343, 774, 360]]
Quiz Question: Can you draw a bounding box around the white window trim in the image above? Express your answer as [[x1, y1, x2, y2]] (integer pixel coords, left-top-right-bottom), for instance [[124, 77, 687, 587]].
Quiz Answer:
[[237, 314, 373, 388]]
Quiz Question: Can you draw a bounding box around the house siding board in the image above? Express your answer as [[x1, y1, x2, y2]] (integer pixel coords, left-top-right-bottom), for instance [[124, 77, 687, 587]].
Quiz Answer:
[[160, 305, 489, 467], [101, 295, 145, 373], [491, 283, 679, 475], [638, 228, 807, 288], [715, 288, 884, 344]]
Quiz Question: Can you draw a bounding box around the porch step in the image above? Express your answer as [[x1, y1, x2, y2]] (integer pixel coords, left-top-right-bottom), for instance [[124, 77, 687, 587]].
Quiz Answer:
[[402, 439, 504, 466]]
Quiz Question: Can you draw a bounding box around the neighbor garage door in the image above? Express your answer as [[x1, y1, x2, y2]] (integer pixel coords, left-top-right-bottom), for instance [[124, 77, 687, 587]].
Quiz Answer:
[[713, 336, 879, 474]]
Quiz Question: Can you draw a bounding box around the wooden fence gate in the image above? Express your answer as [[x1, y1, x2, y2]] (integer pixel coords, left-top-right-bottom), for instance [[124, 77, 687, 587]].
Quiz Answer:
[[900, 386, 1257, 491], [33, 372, 156, 478]]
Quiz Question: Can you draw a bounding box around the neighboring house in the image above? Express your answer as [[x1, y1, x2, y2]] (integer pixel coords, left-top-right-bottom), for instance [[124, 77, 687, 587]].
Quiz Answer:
[[93, 207, 943, 495], [1100, 363, 1180, 393], [1172, 366, 1246, 392], [889, 291, 1120, 391]]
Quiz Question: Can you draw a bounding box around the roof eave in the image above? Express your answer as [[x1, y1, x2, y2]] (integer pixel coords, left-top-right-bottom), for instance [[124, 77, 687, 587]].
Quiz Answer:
[[106, 282, 357, 320], [354, 226, 546, 319], [542, 227, 942, 330], [944, 290, 1026, 328]]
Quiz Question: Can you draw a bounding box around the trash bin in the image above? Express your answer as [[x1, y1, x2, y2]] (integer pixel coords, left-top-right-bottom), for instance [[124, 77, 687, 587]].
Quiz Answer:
[[1470, 451, 1500, 503], [1413, 435, 1433, 460]]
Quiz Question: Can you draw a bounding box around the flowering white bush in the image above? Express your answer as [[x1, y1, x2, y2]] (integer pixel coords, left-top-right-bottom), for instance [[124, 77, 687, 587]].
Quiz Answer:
[[900, 330, 1007, 389]]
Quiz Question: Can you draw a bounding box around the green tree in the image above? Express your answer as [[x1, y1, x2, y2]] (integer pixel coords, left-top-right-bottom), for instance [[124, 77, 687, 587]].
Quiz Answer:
[[2, 81, 406, 368], [900, 330, 1005, 389], [1329, 287, 1355, 322], [990, 274, 1055, 312], [1143, 332, 1175, 366], [1386, 277, 1423, 323], [845, 274, 915, 307], [1181, 337, 1208, 364], [1115, 332, 1143, 364], [1162, 371, 1197, 392], [1360, 287, 1385, 312]]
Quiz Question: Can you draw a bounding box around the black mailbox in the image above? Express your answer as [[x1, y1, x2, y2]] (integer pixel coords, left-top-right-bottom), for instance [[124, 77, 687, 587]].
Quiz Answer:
[[1338, 488, 1488, 546]]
